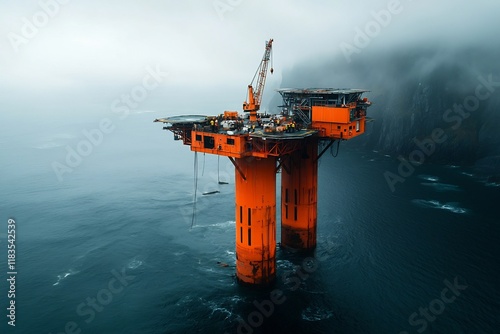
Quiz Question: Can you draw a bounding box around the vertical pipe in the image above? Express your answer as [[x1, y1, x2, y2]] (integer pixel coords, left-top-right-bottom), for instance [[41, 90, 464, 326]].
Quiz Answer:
[[235, 157, 276, 286], [281, 140, 318, 251]]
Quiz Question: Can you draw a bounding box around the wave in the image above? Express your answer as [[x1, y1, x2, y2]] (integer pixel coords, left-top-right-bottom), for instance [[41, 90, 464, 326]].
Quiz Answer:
[[174, 294, 241, 323], [207, 300, 234, 320], [53, 269, 79, 286], [418, 174, 439, 182], [34, 133, 77, 150], [127, 258, 143, 269], [421, 182, 462, 192], [484, 181, 500, 187], [411, 199, 467, 214], [175, 295, 195, 307], [54, 256, 143, 286], [301, 306, 334, 322], [276, 259, 296, 273], [192, 221, 235, 229]]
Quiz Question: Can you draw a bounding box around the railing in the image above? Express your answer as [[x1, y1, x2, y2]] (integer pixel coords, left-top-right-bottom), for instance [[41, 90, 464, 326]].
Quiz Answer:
[[293, 106, 311, 126]]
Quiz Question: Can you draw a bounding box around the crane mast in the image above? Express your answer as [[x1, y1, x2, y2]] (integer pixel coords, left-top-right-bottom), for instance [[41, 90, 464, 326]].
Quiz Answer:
[[243, 38, 273, 122]]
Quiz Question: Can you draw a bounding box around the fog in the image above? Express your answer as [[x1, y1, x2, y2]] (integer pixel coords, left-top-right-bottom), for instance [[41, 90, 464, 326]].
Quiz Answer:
[[1, 0, 499, 176], [2, 1, 499, 115], [1, 4, 498, 333]]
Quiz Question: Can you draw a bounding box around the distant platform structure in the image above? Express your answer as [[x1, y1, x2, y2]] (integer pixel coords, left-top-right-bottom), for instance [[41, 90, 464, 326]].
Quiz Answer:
[[278, 88, 371, 139]]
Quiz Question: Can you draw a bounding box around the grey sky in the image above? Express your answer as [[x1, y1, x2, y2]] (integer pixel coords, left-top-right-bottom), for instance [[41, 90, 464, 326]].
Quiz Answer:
[[1, 0, 499, 116]]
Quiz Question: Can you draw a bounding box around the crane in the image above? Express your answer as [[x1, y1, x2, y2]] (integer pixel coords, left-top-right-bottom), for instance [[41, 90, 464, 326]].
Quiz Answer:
[[154, 37, 373, 286], [243, 38, 273, 122]]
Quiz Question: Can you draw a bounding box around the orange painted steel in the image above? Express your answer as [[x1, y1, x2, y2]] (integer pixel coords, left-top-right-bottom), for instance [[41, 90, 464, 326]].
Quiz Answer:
[[281, 140, 318, 251], [235, 156, 277, 286], [154, 38, 374, 287], [312, 105, 366, 139], [190, 131, 248, 158], [243, 39, 273, 120]]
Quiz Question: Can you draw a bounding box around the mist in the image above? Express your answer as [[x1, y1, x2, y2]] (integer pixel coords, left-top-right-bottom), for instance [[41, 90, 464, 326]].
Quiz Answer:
[[1, 2, 499, 333], [1, 0, 500, 175]]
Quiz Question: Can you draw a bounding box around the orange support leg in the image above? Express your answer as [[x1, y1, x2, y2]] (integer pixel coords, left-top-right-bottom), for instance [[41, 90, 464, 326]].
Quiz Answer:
[[235, 157, 276, 286], [281, 140, 318, 251]]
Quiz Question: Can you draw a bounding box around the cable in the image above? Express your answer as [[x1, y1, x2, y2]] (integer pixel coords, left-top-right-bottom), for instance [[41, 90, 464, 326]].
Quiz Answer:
[[330, 140, 341, 158], [191, 152, 198, 228], [250, 62, 260, 86], [217, 155, 229, 185], [271, 45, 273, 73], [202, 153, 206, 177]]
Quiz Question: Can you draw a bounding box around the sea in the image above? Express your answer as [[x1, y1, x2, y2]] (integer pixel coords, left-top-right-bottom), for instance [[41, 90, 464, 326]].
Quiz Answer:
[[0, 111, 498, 334]]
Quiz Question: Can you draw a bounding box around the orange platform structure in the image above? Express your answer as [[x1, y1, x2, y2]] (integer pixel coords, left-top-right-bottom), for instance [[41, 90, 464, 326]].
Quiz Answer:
[[154, 39, 372, 286], [235, 157, 276, 285], [281, 139, 318, 251]]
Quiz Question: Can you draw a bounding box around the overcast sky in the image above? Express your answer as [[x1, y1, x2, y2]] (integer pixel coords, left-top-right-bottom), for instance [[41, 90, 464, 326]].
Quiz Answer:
[[1, 0, 499, 117]]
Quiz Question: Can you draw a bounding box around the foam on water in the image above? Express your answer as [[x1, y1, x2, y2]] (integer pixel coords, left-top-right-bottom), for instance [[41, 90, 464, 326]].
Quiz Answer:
[[207, 300, 234, 320], [127, 258, 143, 269], [421, 182, 462, 192], [53, 269, 79, 286], [301, 306, 334, 322], [418, 174, 440, 182], [192, 220, 235, 229], [411, 199, 468, 214]]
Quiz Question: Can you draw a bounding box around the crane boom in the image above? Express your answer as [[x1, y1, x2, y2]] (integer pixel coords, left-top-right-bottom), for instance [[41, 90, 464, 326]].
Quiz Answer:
[[243, 39, 273, 122]]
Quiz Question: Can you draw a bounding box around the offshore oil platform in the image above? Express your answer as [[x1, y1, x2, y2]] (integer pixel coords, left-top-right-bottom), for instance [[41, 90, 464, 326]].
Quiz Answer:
[[154, 39, 371, 286]]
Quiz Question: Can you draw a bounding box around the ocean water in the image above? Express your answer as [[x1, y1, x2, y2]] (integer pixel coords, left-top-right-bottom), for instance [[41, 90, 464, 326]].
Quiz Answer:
[[0, 112, 498, 333]]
